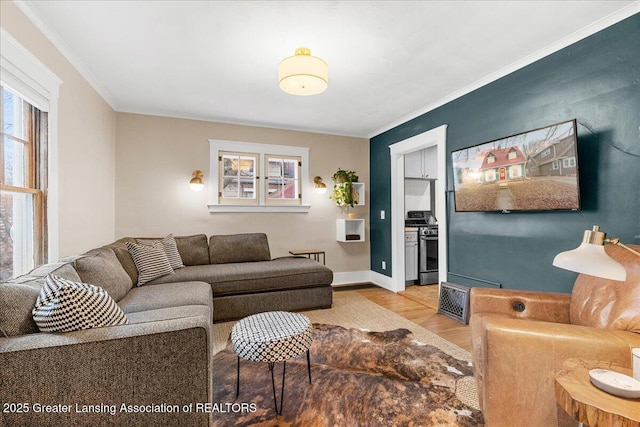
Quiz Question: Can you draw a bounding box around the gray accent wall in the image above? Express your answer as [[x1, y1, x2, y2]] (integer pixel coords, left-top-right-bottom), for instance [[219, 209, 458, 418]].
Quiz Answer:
[[370, 14, 640, 293]]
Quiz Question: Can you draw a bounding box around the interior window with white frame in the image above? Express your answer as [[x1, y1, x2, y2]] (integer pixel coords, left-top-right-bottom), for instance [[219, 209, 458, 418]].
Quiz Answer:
[[209, 140, 310, 213], [219, 151, 259, 204], [266, 155, 301, 205]]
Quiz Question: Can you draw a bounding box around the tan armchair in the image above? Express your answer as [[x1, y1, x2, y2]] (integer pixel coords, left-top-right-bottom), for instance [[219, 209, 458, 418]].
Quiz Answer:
[[469, 244, 640, 427]]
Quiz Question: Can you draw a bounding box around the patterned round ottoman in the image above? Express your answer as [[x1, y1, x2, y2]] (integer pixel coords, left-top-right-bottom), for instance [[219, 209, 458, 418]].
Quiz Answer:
[[231, 311, 313, 414]]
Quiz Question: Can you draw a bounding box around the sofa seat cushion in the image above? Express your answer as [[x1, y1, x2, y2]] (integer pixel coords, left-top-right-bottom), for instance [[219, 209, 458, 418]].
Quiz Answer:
[[125, 305, 212, 324], [145, 257, 333, 296], [118, 281, 212, 314]]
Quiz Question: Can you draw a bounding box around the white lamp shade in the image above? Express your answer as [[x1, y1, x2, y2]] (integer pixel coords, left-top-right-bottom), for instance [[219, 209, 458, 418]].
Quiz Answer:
[[553, 242, 627, 281], [279, 48, 328, 96]]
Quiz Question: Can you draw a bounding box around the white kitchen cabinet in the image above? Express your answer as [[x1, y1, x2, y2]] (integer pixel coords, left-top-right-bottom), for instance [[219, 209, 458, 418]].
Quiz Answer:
[[404, 150, 423, 178], [404, 147, 438, 179], [405, 230, 418, 281]]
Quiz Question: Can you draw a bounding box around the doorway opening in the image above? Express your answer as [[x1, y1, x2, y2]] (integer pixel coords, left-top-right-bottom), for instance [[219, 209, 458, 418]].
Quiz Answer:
[[389, 125, 448, 293]]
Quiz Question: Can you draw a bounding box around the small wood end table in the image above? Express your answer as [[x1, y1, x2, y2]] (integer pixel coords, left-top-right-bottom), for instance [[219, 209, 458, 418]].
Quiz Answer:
[[555, 358, 640, 427], [289, 249, 325, 265]]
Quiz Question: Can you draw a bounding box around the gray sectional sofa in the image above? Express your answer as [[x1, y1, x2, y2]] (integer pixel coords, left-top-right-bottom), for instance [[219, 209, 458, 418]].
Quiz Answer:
[[0, 232, 333, 426]]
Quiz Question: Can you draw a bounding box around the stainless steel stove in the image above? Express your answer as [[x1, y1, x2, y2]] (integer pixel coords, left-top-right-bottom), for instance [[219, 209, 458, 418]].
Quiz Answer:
[[405, 211, 438, 285]]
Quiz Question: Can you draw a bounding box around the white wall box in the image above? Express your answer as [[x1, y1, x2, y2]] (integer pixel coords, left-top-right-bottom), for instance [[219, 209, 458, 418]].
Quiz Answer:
[[336, 219, 365, 242], [351, 182, 366, 206]]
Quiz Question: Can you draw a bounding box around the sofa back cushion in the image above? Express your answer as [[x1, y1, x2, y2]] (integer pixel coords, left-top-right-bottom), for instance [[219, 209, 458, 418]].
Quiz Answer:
[[0, 279, 42, 336], [209, 233, 271, 264], [75, 248, 133, 302], [0, 261, 83, 337], [28, 260, 82, 282], [174, 234, 210, 265], [570, 244, 640, 332]]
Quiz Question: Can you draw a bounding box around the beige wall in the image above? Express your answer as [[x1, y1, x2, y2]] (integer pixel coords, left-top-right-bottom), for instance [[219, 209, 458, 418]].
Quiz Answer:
[[3, 1, 370, 273], [1, 1, 117, 257], [115, 113, 370, 273]]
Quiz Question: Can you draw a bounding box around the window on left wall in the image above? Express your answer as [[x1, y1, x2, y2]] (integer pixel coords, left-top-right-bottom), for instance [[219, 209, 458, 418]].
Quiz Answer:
[[0, 85, 48, 279]]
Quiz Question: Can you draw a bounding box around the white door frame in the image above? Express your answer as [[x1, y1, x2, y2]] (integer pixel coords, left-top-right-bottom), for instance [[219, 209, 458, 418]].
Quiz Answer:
[[389, 125, 448, 292]]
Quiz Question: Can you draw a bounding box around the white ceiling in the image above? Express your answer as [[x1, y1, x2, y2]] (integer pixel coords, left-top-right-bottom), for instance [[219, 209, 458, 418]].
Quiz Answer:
[[18, 1, 638, 138]]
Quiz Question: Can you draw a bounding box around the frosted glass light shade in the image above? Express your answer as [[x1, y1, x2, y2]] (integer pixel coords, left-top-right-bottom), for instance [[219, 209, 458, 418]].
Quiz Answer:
[[189, 182, 204, 192], [279, 47, 328, 96], [553, 242, 627, 281]]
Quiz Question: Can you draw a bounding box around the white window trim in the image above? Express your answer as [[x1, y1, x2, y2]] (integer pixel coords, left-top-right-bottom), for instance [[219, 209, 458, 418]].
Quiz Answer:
[[208, 139, 311, 213], [1, 28, 62, 262]]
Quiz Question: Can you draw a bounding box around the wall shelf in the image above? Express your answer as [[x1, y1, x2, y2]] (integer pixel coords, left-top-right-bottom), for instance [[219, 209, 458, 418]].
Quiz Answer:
[[333, 182, 365, 206], [336, 219, 365, 242], [352, 182, 365, 206]]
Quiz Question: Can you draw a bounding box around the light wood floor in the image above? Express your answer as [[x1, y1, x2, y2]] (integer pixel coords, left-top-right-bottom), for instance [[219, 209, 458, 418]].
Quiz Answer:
[[336, 284, 472, 352]]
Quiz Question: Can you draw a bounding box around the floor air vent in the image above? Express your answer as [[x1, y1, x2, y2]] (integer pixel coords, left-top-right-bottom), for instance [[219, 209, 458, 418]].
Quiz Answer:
[[438, 282, 470, 324]]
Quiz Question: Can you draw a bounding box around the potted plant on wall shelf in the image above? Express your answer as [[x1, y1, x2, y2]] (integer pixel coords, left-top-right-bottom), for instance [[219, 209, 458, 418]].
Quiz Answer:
[[330, 168, 359, 216]]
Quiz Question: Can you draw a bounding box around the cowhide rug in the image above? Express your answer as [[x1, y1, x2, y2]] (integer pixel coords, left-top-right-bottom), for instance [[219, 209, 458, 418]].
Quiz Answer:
[[211, 323, 484, 426]]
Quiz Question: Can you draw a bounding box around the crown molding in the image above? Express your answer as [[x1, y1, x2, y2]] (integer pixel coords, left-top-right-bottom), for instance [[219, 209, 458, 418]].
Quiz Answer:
[[369, 2, 640, 139], [14, 0, 119, 110]]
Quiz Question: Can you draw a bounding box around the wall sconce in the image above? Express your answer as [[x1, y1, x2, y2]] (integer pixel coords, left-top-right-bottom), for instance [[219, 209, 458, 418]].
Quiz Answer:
[[313, 176, 327, 195], [553, 225, 640, 281], [189, 170, 204, 192]]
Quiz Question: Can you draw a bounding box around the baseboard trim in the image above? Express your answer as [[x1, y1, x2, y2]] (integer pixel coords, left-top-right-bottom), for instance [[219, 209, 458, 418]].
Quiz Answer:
[[332, 271, 371, 287], [332, 270, 396, 292]]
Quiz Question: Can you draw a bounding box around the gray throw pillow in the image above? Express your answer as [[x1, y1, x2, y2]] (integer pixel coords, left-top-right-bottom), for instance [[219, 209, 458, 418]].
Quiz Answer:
[[138, 234, 184, 270], [126, 241, 174, 286]]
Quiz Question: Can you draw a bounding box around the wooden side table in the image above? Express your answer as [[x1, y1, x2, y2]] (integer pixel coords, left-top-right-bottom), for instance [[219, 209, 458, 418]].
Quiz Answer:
[[555, 358, 640, 427], [289, 249, 325, 265]]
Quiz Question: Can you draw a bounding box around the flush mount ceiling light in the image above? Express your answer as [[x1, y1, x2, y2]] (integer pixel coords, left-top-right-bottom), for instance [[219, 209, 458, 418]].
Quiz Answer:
[[278, 47, 328, 96]]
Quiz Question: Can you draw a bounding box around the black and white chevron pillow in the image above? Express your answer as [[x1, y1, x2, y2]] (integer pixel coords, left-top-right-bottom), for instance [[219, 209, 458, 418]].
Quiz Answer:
[[138, 234, 184, 270], [126, 241, 174, 286], [32, 275, 128, 333]]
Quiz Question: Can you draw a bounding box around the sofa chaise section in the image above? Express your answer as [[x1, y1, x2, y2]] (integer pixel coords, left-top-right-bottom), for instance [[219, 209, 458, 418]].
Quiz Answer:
[[110, 233, 334, 321]]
